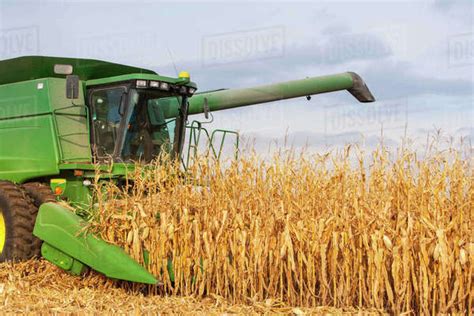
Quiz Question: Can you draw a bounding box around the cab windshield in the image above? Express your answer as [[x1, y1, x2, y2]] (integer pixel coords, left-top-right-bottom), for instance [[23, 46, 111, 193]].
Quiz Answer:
[[90, 86, 186, 162]]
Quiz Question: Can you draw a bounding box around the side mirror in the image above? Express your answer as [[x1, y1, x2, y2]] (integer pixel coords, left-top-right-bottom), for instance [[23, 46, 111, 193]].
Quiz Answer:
[[66, 75, 80, 99]]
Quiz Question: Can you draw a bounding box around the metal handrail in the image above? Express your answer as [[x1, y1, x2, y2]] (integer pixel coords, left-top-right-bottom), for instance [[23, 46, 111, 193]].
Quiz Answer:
[[183, 120, 239, 169], [209, 129, 239, 160]]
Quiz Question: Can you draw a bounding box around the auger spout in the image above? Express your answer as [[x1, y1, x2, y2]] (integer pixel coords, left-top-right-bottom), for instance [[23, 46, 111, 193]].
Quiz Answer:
[[187, 72, 375, 115]]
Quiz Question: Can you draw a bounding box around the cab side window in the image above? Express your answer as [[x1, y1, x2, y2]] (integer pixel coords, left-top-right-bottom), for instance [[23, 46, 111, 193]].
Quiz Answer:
[[91, 88, 124, 157]]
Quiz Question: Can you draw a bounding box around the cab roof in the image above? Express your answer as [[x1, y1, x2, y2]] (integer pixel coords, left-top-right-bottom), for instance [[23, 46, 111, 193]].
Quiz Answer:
[[0, 56, 157, 85]]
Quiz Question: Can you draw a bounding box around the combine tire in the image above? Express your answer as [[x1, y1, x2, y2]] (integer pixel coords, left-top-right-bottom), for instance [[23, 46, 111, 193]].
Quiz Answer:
[[22, 182, 57, 257], [22, 182, 56, 208], [0, 181, 40, 261]]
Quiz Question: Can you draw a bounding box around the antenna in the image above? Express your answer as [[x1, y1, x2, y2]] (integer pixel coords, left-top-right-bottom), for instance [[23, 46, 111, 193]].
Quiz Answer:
[[167, 47, 179, 76]]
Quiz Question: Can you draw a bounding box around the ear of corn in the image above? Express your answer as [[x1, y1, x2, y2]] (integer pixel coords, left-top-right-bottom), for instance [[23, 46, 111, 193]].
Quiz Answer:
[[88, 145, 473, 314]]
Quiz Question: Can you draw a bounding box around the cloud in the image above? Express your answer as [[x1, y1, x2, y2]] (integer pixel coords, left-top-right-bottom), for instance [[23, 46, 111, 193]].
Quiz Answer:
[[432, 0, 458, 10], [363, 61, 473, 100], [153, 31, 393, 91], [321, 24, 351, 35], [319, 32, 392, 65], [155, 41, 471, 104], [432, 0, 472, 11], [241, 130, 398, 151], [430, 0, 473, 27], [455, 126, 474, 139], [240, 126, 472, 156]]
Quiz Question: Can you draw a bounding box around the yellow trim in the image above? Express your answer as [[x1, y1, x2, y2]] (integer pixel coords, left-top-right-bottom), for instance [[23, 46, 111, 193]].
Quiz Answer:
[[0, 211, 5, 255], [178, 71, 190, 79], [50, 179, 66, 184]]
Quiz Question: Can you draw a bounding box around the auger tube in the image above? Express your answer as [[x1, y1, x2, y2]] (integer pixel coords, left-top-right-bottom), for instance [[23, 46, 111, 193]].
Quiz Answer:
[[186, 72, 375, 115]]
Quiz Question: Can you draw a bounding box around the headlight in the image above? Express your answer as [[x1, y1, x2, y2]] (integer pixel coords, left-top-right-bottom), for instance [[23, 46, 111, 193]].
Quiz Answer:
[[136, 80, 147, 88], [188, 87, 196, 95], [149, 81, 159, 88], [160, 82, 170, 90]]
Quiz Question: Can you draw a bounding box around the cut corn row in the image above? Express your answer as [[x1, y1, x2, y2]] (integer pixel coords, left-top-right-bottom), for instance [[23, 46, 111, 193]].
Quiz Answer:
[[3, 260, 361, 314], [89, 145, 473, 314]]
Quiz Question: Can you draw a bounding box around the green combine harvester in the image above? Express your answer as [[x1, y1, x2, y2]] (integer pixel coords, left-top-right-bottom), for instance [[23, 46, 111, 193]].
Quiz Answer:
[[0, 56, 374, 284]]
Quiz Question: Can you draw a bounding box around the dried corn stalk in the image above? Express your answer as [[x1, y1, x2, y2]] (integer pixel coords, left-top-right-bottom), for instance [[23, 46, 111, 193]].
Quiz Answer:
[[88, 145, 473, 314]]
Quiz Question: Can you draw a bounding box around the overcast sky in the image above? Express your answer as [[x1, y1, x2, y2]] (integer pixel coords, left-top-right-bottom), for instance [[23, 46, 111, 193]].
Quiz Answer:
[[0, 0, 472, 155]]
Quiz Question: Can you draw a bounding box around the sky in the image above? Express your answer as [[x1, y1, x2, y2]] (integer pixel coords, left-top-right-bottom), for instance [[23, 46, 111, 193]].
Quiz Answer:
[[0, 0, 472, 155]]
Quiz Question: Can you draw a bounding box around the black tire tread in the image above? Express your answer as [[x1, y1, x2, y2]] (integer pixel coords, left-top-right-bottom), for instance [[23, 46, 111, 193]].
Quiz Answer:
[[0, 181, 41, 260], [22, 182, 57, 257], [22, 182, 56, 208]]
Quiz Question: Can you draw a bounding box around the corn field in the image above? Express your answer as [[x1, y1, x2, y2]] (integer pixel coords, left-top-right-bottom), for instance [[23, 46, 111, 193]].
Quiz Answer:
[[89, 145, 473, 314]]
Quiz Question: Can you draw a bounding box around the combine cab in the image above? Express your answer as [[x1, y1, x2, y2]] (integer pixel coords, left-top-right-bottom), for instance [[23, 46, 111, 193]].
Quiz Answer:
[[0, 56, 374, 283]]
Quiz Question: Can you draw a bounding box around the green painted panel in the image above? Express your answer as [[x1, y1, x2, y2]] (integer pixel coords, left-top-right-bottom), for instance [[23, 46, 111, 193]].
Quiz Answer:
[[0, 56, 157, 85], [0, 76, 92, 182], [0, 115, 60, 183], [0, 79, 51, 119], [34, 202, 157, 284]]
